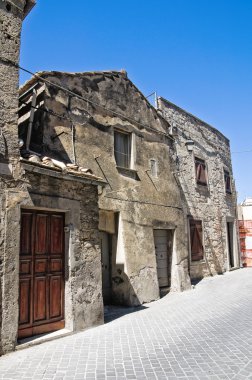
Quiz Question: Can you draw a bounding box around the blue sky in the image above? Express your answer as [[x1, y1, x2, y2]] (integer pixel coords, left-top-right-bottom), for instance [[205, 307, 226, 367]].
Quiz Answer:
[[20, 0, 252, 202]]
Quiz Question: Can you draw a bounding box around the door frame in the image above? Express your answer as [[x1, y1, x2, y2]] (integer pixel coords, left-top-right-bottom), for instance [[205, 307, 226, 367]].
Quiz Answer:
[[153, 228, 174, 290], [100, 231, 112, 305], [226, 217, 239, 270]]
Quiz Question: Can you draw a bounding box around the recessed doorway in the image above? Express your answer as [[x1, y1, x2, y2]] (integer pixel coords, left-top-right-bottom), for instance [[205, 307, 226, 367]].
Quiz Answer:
[[153, 229, 173, 296]]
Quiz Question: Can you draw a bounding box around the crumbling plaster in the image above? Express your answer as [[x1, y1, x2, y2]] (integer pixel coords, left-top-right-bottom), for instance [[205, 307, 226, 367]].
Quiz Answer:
[[19, 71, 192, 306], [1, 168, 104, 354]]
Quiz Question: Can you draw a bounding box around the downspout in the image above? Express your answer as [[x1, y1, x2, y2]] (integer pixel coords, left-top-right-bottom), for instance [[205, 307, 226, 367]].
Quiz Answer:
[[25, 89, 37, 151], [71, 123, 76, 165]]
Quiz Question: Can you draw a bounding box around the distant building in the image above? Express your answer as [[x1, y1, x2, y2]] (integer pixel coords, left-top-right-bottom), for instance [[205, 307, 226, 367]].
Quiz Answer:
[[238, 198, 252, 267]]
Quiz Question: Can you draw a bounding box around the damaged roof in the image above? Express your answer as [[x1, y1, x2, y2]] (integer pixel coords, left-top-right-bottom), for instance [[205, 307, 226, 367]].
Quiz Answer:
[[20, 154, 106, 186], [19, 69, 164, 123], [19, 70, 128, 95], [23, 0, 36, 19]]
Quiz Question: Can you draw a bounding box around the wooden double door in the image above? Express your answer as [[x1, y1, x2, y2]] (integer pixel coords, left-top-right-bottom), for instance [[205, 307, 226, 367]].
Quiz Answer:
[[18, 209, 65, 339]]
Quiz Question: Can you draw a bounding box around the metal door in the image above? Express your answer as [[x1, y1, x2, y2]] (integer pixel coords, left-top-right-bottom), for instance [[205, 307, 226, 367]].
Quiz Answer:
[[154, 229, 173, 288]]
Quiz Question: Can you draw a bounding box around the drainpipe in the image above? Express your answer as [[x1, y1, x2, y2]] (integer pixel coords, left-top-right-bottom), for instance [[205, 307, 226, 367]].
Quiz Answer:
[[26, 89, 37, 151], [71, 123, 76, 165]]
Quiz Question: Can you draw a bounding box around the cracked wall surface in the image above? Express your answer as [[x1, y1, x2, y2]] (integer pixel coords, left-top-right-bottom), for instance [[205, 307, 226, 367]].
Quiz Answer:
[[19, 71, 192, 306], [0, 2, 104, 355], [0, 0, 30, 355]]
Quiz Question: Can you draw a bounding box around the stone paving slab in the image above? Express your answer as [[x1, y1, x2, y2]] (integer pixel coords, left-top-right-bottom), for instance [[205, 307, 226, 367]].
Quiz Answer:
[[1, 268, 252, 379]]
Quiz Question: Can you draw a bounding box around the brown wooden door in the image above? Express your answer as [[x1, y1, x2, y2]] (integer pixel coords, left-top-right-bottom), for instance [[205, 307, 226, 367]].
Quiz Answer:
[[18, 210, 65, 339]]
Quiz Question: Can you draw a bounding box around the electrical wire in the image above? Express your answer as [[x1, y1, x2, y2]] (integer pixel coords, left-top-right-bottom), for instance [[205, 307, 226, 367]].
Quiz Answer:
[[231, 150, 252, 154], [4, 56, 251, 155], [0, 56, 173, 140], [19, 99, 90, 126], [19, 99, 72, 122], [104, 194, 183, 211]]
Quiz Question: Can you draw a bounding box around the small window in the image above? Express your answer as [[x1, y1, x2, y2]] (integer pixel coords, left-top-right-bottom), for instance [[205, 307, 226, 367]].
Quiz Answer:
[[224, 170, 232, 194], [189, 219, 204, 261], [150, 159, 157, 177], [195, 157, 207, 186], [114, 130, 131, 169]]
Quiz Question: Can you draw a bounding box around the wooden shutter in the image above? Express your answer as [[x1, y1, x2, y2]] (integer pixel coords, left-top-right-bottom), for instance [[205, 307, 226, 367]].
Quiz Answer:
[[190, 219, 204, 261], [195, 158, 207, 185]]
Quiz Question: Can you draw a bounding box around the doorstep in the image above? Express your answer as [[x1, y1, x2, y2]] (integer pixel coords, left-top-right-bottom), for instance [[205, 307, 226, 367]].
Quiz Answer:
[[16, 328, 72, 350]]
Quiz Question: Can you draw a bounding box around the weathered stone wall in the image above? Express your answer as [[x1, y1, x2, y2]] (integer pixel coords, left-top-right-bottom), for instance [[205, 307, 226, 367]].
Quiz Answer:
[[1, 1, 104, 355], [19, 71, 192, 306], [0, 1, 23, 161], [0, 0, 35, 354], [158, 98, 240, 279], [1, 166, 103, 353]]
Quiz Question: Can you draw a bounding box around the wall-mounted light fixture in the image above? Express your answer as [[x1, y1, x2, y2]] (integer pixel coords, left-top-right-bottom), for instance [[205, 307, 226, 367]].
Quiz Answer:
[[185, 140, 194, 152], [18, 138, 24, 148]]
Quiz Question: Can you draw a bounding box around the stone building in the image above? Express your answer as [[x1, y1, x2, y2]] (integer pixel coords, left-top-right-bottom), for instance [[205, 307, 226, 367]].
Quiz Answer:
[[0, 0, 240, 355], [158, 98, 240, 279], [18, 71, 192, 310], [0, 1, 105, 355]]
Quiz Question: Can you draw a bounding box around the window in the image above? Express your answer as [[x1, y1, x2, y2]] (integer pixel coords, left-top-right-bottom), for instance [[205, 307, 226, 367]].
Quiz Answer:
[[114, 130, 131, 169], [195, 157, 207, 186], [224, 170, 232, 194], [150, 159, 157, 177], [189, 219, 204, 261]]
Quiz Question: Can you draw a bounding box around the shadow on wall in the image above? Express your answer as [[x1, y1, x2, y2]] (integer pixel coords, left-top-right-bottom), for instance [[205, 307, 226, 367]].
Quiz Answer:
[[110, 262, 143, 307], [18, 84, 75, 164]]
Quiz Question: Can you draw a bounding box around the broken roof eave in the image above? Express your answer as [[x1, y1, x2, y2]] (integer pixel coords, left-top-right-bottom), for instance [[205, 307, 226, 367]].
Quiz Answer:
[[21, 160, 107, 187], [23, 0, 36, 19], [18, 70, 172, 135]]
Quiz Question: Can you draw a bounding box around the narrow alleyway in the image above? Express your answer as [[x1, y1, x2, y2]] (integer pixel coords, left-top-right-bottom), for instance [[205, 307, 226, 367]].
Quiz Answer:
[[1, 268, 252, 380]]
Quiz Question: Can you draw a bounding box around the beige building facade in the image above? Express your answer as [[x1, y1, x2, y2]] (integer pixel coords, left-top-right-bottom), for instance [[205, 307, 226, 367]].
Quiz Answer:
[[18, 71, 192, 308]]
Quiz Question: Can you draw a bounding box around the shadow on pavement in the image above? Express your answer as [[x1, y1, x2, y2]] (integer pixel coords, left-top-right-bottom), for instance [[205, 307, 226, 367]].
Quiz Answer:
[[104, 304, 148, 323]]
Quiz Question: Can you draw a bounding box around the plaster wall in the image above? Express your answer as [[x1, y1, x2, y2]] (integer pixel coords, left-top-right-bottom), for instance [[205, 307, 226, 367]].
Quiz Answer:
[[19, 71, 192, 305], [240, 205, 252, 221]]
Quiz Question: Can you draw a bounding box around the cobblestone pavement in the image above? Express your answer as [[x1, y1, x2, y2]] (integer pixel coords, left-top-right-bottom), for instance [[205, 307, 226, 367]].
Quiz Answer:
[[1, 268, 252, 380]]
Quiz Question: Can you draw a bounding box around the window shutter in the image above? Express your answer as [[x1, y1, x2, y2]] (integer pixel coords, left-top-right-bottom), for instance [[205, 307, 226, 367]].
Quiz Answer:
[[199, 163, 206, 184], [190, 220, 204, 261], [195, 158, 207, 186]]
